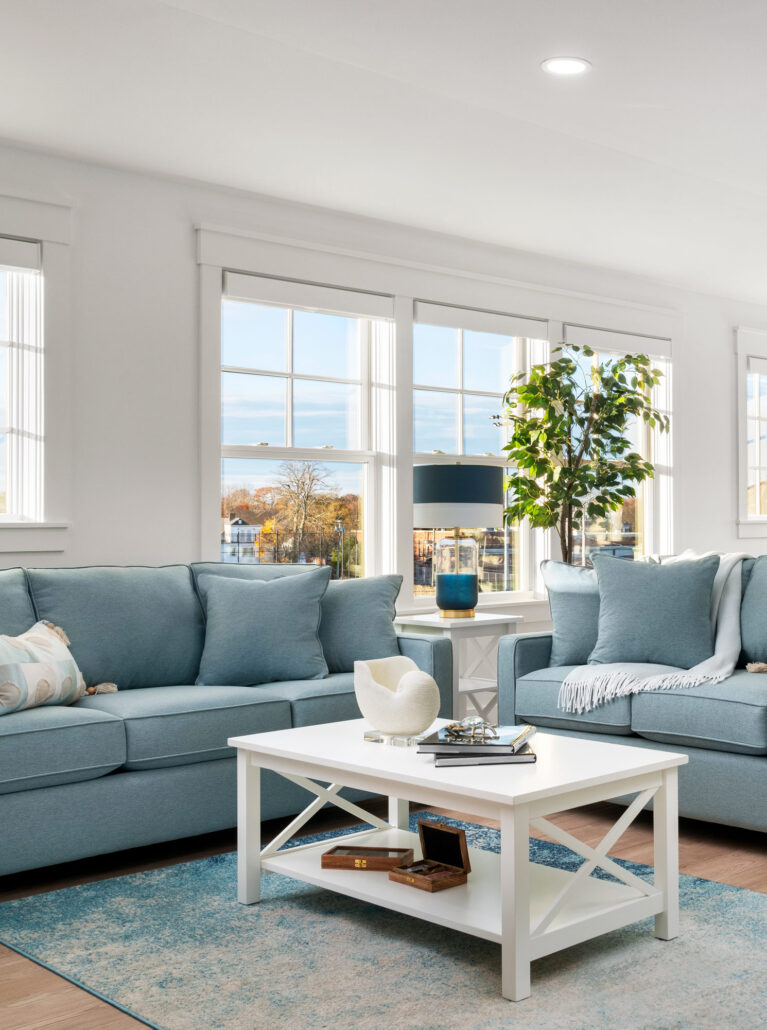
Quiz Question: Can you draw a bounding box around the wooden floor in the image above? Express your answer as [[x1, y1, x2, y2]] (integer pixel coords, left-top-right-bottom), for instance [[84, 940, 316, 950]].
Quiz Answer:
[[1, 801, 765, 1030]]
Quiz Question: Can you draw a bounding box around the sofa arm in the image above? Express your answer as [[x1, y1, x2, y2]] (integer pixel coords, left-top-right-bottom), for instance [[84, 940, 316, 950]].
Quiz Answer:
[[397, 634, 453, 718], [497, 632, 553, 724]]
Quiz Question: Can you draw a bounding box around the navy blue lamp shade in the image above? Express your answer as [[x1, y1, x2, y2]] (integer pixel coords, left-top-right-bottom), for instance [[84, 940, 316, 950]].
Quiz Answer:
[[414, 465, 504, 618]]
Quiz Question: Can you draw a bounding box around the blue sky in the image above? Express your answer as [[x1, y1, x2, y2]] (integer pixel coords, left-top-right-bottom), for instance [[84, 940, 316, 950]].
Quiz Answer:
[[411, 324, 509, 453], [222, 457, 362, 499], [222, 301, 358, 377], [221, 308, 509, 457], [222, 301, 359, 448]]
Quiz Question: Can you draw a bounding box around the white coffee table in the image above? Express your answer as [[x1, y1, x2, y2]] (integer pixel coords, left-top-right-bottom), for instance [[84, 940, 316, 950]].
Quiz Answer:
[[229, 720, 687, 1002]]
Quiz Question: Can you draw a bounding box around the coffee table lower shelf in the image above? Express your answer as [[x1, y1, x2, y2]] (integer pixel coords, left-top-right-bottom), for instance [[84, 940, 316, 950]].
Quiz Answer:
[[262, 825, 663, 961]]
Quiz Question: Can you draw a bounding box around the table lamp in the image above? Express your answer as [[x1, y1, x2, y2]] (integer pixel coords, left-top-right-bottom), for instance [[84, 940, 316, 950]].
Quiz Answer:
[[413, 464, 504, 618]]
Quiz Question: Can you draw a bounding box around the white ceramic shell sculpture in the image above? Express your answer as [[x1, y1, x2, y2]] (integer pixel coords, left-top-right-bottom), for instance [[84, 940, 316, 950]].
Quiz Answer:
[[353, 656, 441, 736]]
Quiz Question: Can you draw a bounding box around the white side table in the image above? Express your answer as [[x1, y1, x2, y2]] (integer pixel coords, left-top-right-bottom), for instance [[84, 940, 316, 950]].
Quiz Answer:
[[394, 611, 523, 721]]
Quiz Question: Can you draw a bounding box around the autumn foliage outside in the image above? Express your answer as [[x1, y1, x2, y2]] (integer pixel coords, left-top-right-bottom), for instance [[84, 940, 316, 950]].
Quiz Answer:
[[221, 460, 362, 576]]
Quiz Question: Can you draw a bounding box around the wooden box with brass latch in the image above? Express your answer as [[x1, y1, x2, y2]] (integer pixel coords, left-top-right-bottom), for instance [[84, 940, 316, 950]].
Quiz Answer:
[[388, 819, 471, 892], [320, 844, 414, 871]]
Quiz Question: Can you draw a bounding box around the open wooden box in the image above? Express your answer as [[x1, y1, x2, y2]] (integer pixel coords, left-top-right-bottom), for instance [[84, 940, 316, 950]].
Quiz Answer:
[[388, 819, 471, 892]]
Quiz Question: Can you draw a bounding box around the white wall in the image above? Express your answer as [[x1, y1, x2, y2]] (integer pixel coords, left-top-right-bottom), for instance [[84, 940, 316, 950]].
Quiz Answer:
[[0, 140, 765, 573]]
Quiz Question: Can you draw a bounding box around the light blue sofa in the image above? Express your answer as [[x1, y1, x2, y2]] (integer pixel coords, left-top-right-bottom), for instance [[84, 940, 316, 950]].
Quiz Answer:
[[0, 564, 452, 876], [498, 558, 767, 833]]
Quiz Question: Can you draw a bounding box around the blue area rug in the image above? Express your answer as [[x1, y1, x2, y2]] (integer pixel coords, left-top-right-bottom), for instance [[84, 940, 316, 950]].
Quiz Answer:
[[1, 813, 765, 1030]]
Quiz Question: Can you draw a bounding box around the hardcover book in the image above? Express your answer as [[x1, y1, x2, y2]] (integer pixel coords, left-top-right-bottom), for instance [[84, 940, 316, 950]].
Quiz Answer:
[[434, 745, 537, 768], [418, 723, 536, 756]]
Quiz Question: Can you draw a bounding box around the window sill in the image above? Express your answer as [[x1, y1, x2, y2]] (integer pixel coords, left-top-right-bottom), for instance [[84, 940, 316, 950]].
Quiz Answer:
[[0, 522, 69, 552], [737, 520, 767, 540], [397, 593, 548, 617]]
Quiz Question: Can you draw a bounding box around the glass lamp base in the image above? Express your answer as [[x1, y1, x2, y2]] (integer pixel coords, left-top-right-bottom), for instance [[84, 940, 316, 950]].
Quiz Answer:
[[363, 730, 420, 747]]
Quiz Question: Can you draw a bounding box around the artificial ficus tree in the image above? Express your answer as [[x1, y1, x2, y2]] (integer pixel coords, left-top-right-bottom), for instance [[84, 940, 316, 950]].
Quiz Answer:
[[501, 345, 669, 564]]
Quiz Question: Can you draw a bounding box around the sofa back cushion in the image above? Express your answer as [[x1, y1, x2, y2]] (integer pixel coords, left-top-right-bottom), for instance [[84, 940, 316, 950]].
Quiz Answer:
[[541, 560, 600, 666], [319, 575, 402, 672], [195, 566, 330, 685], [741, 555, 767, 662], [191, 564, 402, 673], [191, 562, 308, 583], [0, 568, 37, 636], [741, 557, 755, 597], [26, 566, 205, 688]]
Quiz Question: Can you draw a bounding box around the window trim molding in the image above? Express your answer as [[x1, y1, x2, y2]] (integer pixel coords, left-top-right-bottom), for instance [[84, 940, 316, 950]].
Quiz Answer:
[[736, 326, 767, 537], [197, 223, 678, 339], [224, 271, 393, 320], [0, 194, 72, 553]]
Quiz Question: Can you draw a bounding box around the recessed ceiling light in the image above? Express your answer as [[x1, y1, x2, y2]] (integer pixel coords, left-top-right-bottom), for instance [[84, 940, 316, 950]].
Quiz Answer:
[[541, 56, 592, 77]]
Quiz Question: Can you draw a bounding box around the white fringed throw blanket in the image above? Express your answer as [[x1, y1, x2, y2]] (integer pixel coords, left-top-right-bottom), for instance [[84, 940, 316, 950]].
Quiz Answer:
[[557, 551, 751, 715]]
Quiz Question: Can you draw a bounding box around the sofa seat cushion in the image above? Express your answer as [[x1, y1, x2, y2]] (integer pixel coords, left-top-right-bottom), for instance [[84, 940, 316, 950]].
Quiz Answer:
[[0, 705, 126, 794], [76, 686, 292, 770], [631, 671, 767, 755], [515, 667, 633, 735], [259, 673, 358, 727]]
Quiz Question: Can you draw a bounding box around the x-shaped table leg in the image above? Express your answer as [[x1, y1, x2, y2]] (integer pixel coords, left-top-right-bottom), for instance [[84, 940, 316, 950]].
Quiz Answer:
[[260, 774, 391, 859], [530, 787, 658, 937]]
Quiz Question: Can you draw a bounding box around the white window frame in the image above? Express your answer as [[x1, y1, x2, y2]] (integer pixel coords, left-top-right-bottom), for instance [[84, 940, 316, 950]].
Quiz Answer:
[[0, 247, 43, 522], [562, 324, 673, 559], [198, 226, 677, 608], [408, 302, 549, 604], [736, 326, 767, 537], [0, 194, 72, 554], [412, 303, 544, 459], [214, 272, 395, 575]]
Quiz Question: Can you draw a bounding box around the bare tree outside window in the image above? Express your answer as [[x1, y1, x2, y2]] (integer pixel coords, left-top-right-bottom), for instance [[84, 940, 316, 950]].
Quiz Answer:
[[220, 458, 363, 577], [277, 461, 332, 562]]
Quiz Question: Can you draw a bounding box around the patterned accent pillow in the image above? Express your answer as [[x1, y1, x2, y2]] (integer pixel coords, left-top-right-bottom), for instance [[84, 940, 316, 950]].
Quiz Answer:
[[0, 621, 87, 716]]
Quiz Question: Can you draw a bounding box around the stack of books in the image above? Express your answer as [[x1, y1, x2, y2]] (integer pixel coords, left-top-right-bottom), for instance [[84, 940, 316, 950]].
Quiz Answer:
[[418, 724, 537, 768]]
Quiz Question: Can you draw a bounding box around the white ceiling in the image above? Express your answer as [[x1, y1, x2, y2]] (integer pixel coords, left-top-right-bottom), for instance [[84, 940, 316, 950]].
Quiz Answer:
[[2, 0, 767, 302]]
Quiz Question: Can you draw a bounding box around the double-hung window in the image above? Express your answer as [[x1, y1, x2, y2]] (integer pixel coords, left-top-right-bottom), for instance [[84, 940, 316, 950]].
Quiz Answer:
[[0, 237, 43, 522], [736, 327, 767, 536], [411, 302, 549, 597], [562, 324, 672, 559], [219, 273, 393, 574]]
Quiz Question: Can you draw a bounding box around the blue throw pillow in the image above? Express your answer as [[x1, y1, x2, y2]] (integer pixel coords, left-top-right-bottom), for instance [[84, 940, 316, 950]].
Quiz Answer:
[[195, 566, 331, 686], [588, 554, 720, 668], [541, 560, 600, 666], [319, 575, 402, 673]]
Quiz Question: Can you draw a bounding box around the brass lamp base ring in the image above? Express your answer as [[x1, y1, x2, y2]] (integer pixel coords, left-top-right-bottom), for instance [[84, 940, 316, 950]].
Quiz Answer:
[[439, 609, 476, 619]]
